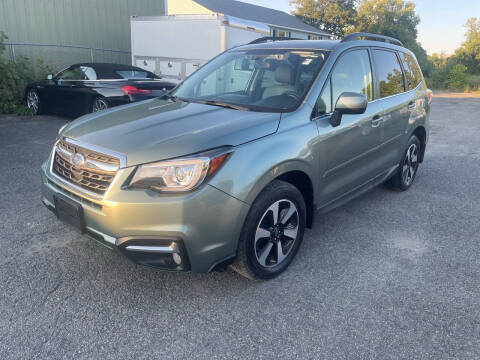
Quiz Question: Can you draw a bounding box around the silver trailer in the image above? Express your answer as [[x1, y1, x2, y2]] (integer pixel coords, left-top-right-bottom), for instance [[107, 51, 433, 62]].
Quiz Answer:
[[130, 14, 270, 81]]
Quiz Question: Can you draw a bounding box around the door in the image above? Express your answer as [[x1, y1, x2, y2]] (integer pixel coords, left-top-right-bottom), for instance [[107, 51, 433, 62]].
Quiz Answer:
[[55, 66, 96, 115], [371, 49, 411, 168], [313, 48, 385, 204], [53, 66, 84, 114]]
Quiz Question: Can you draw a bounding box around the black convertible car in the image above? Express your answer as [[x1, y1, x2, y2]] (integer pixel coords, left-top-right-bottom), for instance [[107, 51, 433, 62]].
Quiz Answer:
[[26, 63, 177, 117]]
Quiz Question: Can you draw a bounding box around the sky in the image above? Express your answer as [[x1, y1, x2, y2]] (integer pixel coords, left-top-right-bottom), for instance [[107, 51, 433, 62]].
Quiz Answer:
[[240, 0, 479, 55]]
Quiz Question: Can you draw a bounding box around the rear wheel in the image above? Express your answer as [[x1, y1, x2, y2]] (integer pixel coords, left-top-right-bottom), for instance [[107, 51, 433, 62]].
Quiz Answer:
[[385, 135, 421, 191], [92, 97, 109, 113], [230, 180, 306, 280], [26, 89, 42, 114]]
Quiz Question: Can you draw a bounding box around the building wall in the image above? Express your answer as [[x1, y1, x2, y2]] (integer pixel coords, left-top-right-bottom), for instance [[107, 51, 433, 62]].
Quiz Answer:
[[167, 0, 213, 15], [0, 0, 166, 69]]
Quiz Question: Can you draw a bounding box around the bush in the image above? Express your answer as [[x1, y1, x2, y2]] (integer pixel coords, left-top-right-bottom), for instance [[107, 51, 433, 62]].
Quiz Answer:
[[0, 32, 52, 115], [445, 64, 468, 91], [466, 75, 480, 92]]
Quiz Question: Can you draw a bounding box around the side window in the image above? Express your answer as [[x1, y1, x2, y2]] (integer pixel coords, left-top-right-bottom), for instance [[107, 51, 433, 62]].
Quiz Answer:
[[115, 70, 157, 79], [57, 67, 84, 80], [373, 50, 405, 98], [315, 79, 332, 117], [399, 53, 422, 90], [80, 66, 97, 80], [331, 49, 373, 105]]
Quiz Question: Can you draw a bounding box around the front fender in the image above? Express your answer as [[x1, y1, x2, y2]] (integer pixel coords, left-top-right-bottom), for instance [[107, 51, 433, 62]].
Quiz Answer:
[[208, 119, 319, 206]]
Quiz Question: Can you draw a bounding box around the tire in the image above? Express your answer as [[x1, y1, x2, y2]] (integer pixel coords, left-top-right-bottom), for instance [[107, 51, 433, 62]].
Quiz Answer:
[[230, 180, 307, 280], [26, 89, 42, 115], [385, 135, 421, 191], [91, 97, 109, 113]]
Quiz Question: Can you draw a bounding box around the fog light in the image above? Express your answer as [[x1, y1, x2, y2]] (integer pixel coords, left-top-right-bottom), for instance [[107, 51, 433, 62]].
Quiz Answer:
[[172, 253, 182, 264]]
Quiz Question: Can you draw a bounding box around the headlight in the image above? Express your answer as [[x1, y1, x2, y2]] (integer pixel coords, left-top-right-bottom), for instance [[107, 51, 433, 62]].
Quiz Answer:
[[129, 148, 233, 192]]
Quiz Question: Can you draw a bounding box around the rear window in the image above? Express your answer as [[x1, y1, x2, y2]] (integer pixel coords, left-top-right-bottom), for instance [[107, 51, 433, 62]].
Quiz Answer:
[[115, 70, 156, 79], [372, 50, 405, 98], [399, 53, 422, 90]]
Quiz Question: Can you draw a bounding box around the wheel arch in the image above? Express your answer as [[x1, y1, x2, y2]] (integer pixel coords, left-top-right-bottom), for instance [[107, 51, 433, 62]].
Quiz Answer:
[[244, 160, 316, 229], [276, 170, 315, 228], [412, 126, 427, 163], [24, 86, 38, 102], [24, 86, 32, 101]]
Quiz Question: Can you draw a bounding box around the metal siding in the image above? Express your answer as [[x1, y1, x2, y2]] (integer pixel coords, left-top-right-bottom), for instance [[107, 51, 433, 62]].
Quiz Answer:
[[0, 0, 166, 68]]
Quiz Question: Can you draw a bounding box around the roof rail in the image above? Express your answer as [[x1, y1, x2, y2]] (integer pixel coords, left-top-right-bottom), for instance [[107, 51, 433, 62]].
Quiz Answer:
[[248, 37, 301, 45], [341, 32, 404, 47]]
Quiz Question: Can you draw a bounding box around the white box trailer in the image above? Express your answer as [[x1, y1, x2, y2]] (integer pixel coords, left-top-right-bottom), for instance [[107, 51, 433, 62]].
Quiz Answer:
[[130, 14, 270, 81]]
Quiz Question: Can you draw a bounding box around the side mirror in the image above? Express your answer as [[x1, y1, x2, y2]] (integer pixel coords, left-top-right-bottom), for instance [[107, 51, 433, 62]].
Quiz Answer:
[[47, 74, 54, 80], [330, 92, 368, 127]]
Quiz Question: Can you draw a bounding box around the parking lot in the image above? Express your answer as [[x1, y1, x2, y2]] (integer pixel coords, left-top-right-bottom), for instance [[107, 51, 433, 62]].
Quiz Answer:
[[1, 95, 479, 359]]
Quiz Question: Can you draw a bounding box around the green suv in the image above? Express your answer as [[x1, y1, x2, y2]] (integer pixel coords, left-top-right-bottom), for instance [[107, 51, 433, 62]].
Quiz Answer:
[[41, 33, 430, 280]]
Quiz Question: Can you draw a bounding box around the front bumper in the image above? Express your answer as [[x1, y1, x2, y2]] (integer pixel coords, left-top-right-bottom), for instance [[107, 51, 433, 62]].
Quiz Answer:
[[41, 158, 249, 273]]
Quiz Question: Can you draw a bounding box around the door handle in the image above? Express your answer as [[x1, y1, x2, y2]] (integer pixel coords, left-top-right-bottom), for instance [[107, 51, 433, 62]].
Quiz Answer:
[[370, 115, 383, 127], [408, 101, 415, 110]]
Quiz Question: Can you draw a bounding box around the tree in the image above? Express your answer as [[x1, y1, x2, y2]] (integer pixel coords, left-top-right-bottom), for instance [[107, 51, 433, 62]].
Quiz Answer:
[[289, 0, 357, 38], [455, 18, 480, 74], [446, 64, 468, 91], [353, 0, 419, 43], [351, 0, 433, 76]]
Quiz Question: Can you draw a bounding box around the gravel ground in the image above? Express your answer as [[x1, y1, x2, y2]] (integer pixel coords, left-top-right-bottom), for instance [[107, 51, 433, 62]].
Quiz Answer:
[[1, 96, 479, 359]]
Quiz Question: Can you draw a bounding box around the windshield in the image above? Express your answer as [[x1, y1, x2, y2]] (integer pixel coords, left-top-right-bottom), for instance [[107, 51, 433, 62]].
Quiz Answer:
[[172, 48, 329, 112]]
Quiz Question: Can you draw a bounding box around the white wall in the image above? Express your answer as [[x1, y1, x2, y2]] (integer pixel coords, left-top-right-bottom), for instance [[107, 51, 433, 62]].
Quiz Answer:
[[131, 18, 222, 60]]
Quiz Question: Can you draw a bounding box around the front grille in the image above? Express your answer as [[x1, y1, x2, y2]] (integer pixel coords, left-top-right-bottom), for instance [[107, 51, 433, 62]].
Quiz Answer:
[[53, 138, 119, 195]]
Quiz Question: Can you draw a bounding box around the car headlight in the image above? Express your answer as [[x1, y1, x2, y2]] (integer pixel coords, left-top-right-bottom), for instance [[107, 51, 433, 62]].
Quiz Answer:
[[129, 147, 233, 192]]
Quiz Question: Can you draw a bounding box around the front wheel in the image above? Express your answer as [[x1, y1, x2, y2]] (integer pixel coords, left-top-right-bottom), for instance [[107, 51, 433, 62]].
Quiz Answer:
[[230, 180, 306, 280], [26, 89, 42, 114], [385, 135, 421, 191], [92, 97, 109, 113]]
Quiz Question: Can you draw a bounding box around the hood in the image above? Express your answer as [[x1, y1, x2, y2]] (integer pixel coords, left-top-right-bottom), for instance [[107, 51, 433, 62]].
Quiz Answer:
[[63, 98, 280, 167]]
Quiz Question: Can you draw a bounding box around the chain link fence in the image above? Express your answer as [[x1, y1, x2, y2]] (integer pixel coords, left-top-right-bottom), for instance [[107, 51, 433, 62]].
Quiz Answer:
[[4, 43, 132, 71]]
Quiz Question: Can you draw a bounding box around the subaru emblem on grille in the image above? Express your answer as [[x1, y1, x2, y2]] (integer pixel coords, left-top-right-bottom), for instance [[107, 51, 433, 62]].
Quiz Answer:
[[71, 153, 85, 168]]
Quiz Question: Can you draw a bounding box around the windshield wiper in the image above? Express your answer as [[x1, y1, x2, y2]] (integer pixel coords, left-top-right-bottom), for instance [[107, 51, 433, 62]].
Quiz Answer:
[[196, 100, 250, 111], [163, 93, 178, 102]]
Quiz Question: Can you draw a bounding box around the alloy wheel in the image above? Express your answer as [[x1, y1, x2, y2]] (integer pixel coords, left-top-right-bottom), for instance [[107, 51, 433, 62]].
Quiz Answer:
[[92, 98, 108, 112], [254, 199, 299, 268], [402, 143, 418, 186], [27, 90, 39, 113]]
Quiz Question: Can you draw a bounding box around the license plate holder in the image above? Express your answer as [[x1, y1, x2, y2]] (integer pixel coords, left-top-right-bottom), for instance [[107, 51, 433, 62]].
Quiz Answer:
[[54, 194, 85, 233]]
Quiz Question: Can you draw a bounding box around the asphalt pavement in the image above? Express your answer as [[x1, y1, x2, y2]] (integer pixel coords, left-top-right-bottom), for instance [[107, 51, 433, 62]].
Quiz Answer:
[[1, 95, 479, 359]]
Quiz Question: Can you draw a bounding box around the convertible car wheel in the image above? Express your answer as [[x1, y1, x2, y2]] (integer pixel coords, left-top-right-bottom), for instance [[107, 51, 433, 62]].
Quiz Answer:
[[92, 97, 109, 113], [26, 89, 41, 114]]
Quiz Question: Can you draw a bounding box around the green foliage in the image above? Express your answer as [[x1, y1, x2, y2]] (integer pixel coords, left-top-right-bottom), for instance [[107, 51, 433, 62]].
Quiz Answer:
[[290, 0, 357, 38], [466, 75, 480, 92], [0, 31, 52, 115], [426, 18, 480, 92], [445, 64, 468, 91], [455, 18, 480, 74], [353, 0, 419, 43], [290, 1, 480, 92]]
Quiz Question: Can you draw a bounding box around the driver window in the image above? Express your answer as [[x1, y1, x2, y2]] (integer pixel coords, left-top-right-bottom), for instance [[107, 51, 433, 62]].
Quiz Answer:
[[80, 66, 97, 80], [58, 67, 85, 81], [331, 49, 373, 104]]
